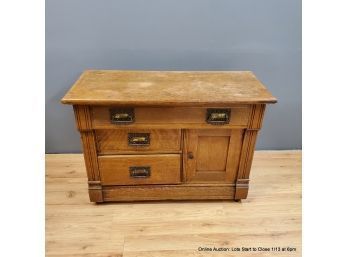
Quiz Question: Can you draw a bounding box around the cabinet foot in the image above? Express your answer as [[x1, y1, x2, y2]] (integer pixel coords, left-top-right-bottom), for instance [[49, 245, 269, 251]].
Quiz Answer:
[[234, 178, 249, 200]]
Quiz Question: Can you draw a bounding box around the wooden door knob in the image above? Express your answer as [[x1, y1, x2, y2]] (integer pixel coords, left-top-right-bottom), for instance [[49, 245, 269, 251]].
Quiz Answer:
[[188, 152, 194, 159]]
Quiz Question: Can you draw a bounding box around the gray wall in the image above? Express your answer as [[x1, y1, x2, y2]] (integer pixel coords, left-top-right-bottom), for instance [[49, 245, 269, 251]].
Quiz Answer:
[[46, 0, 301, 153]]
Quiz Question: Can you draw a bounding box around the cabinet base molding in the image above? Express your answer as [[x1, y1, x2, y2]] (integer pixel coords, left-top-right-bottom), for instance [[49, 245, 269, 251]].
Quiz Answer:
[[88, 181, 103, 202], [99, 184, 236, 202], [235, 178, 250, 200]]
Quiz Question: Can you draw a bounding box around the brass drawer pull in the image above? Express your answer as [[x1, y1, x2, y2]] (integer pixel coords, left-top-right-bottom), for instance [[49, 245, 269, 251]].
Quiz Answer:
[[206, 108, 231, 125], [129, 166, 151, 178], [110, 108, 134, 124], [128, 133, 150, 146]]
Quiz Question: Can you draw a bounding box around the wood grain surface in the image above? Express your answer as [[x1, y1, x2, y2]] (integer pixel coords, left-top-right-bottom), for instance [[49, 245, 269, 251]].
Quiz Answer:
[[98, 154, 181, 186], [184, 129, 244, 183], [102, 184, 235, 202], [61, 70, 277, 106], [91, 106, 251, 129], [96, 129, 181, 154], [46, 150, 301, 257]]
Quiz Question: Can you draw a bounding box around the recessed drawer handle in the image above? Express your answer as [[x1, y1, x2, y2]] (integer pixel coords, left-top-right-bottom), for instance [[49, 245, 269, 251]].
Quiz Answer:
[[206, 108, 231, 125], [129, 166, 151, 178], [110, 108, 135, 124], [128, 133, 150, 146]]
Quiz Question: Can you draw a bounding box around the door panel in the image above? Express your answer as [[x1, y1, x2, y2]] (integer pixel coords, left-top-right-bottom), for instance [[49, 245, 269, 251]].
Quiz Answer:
[[184, 129, 244, 183], [196, 136, 229, 171]]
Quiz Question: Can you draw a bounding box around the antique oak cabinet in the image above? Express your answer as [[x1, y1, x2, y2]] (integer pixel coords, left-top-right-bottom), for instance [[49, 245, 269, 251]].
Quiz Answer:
[[61, 70, 276, 202]]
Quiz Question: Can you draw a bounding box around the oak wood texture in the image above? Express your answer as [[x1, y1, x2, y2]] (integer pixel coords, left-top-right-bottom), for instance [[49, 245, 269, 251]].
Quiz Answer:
[[79, 131, 100, 182], [91, 106, 251, 129], [184, 129, 244, 183], [62, 70, 276, 202], [103, 184, 234, 202], [248, 104, 266, 130], [87, 181, 103, 202], [46, 151, 301, 257], [95, 129, 181, 154], [98, 154, 181, 186], [73, 105, 93, 131], [235, 130, 259, 199], [61, 70, 277, 106]]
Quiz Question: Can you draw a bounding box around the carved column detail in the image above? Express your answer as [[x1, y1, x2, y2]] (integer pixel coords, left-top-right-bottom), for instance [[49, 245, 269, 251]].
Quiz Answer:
[[234, 104, 266, 199], [73, 105, 93, 131], [248, 104, 266, 130], [80, 131, 100, 182], [73, 105, 100, 182], [238, 130, 258, 179]]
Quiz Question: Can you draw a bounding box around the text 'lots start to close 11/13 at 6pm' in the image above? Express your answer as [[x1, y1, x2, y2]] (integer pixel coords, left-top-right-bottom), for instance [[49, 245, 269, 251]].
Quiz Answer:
[[197, 246, 297, 252]]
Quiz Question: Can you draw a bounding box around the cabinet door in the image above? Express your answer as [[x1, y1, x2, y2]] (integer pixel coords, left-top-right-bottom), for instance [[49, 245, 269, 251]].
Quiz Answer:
[[184, 129, 244, 183]]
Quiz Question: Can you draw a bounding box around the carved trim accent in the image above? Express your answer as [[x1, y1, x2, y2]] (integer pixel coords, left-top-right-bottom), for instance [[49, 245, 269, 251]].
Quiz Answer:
[[236, 178, 249, 186], [73, 105, 93, 131], [235, 179, 250, 199], [234, 130, 258, 199], [80, 131, 100, 181], [88, 181, 103, 202], [88, 180, 102, 187], [248, 104, 266, 130], [88, 189, 103, 203], [237, 130, 258, 180]]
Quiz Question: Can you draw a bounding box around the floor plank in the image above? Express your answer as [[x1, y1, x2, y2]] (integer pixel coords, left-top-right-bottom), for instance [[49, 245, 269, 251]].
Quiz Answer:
[[46, 150, 301, 257]]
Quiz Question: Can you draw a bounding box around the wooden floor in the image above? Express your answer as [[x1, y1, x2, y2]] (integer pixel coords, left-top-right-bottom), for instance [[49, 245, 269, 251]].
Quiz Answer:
[[46, 150, 301, 257]]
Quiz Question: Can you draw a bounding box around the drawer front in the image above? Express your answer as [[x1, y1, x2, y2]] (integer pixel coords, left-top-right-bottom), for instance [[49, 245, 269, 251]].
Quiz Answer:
[[98, 154, 181, 185], [91, 106, 251, 129], [96, 129, 181, 154]]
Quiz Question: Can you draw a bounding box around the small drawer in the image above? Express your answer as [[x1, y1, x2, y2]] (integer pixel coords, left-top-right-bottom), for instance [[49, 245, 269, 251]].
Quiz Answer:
[[98, 154, 181, 185], [95, 129, 181, 154], [91, 106, 251, 129]]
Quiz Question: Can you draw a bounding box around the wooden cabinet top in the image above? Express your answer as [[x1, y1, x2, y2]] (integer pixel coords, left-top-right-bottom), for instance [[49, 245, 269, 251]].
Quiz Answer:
[[61, 70, 277, 106]]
